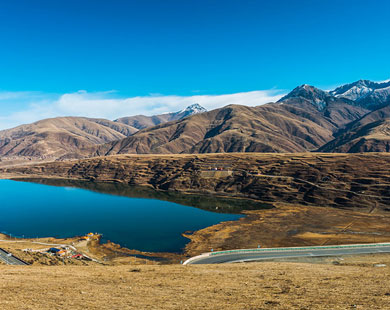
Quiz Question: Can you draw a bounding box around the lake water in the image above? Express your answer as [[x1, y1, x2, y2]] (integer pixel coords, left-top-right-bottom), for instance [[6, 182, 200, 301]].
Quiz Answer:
[[0, 179, 246, 252]]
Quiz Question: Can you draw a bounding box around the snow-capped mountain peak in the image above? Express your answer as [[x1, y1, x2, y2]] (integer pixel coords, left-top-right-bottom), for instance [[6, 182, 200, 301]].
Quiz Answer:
[[330, 79, 390, 109], [182, 103, 207, 114], [173, 103, 207, 120]]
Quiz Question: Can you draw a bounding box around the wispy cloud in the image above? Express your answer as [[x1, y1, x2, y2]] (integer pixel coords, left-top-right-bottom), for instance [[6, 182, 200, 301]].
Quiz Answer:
[[0, 89, 285, 130], [375, 78, 390, 83]]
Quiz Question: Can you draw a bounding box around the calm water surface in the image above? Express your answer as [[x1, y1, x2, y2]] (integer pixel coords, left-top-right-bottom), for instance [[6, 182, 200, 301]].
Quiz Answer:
[[0, 179, 243, 252]]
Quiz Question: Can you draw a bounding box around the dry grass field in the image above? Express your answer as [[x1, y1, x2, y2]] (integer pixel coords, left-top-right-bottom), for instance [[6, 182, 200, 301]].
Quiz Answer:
[[1, 258, 390, 310]]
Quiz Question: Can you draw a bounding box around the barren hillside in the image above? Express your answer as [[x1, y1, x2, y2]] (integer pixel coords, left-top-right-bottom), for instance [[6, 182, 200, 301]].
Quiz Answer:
[[96, 101, 368, 155], [320, 105, 390, 152], [0, 117, 137, 160]]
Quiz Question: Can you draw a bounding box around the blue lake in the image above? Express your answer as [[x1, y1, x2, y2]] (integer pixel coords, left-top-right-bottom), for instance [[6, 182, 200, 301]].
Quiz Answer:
[[0, 179, 247, 252]]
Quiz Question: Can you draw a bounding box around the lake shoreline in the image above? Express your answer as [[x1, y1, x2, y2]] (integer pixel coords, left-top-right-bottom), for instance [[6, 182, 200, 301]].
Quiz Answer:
[[2, 152, 390, 213], [4, 189, 390, 266], [2, 152, 390, 264], [4, 198, 390, 266], [0, 178, 251, 264], [0, 232, 187, 265]]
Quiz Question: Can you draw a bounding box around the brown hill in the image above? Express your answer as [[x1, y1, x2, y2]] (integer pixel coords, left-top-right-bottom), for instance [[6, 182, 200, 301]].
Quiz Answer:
[[96, 100, 368, 155], [0, 117, 137, 160], [319, 105, 390, 152]]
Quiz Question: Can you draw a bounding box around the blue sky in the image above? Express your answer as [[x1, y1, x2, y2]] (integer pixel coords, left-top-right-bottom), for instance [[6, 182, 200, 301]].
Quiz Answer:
[[0, 0, 389, 129]]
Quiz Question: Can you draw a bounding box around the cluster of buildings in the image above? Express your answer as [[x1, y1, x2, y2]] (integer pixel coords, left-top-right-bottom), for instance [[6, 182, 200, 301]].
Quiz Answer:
[[23, 233, 100, 261], [46, 247, 86, 260], [23, 245, 87, 260]]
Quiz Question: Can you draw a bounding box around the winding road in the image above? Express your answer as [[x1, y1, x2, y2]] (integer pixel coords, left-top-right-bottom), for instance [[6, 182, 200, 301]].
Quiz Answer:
[[183, 243, 390, 264], [0, 248, 28, 265]]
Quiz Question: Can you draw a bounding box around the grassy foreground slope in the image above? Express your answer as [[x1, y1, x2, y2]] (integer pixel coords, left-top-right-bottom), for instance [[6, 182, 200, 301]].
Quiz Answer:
[[1, 261, 390, 310]]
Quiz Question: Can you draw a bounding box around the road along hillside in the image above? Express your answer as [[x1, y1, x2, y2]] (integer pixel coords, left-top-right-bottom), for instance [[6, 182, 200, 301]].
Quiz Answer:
[[184, 243, 390, 264]]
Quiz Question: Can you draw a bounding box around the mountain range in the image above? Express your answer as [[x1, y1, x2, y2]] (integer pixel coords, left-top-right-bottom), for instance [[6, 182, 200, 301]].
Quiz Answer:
[[1, 80, 390, 161], [0, 104, 207, 160]]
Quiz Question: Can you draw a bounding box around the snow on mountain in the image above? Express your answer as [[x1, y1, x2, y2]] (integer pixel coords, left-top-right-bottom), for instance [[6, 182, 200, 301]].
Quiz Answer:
[[176, 103, 207, 116], [278, 84, 332, 111], [330, 79, 390, 109]]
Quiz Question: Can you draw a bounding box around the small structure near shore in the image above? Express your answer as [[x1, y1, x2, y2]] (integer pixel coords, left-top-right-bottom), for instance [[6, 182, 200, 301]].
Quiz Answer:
[[81, 232, 100, 241], [48, 248, 60, 254]]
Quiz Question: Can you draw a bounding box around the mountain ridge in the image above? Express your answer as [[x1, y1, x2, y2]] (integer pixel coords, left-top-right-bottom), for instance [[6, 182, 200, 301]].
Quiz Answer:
[[1, 79, 390, 161], [330, 79, 390, 109], [95, 100, 368, 155]]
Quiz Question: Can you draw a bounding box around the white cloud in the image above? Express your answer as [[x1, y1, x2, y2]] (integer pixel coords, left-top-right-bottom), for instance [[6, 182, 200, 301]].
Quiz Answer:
[[375, 78, 390, 83], [0, 89, 285, 130]]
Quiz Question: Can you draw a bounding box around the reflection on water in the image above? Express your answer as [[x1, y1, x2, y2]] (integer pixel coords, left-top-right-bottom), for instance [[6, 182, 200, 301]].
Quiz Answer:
[[1, 179, 271, 253], [17, 178, 273, 214]]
